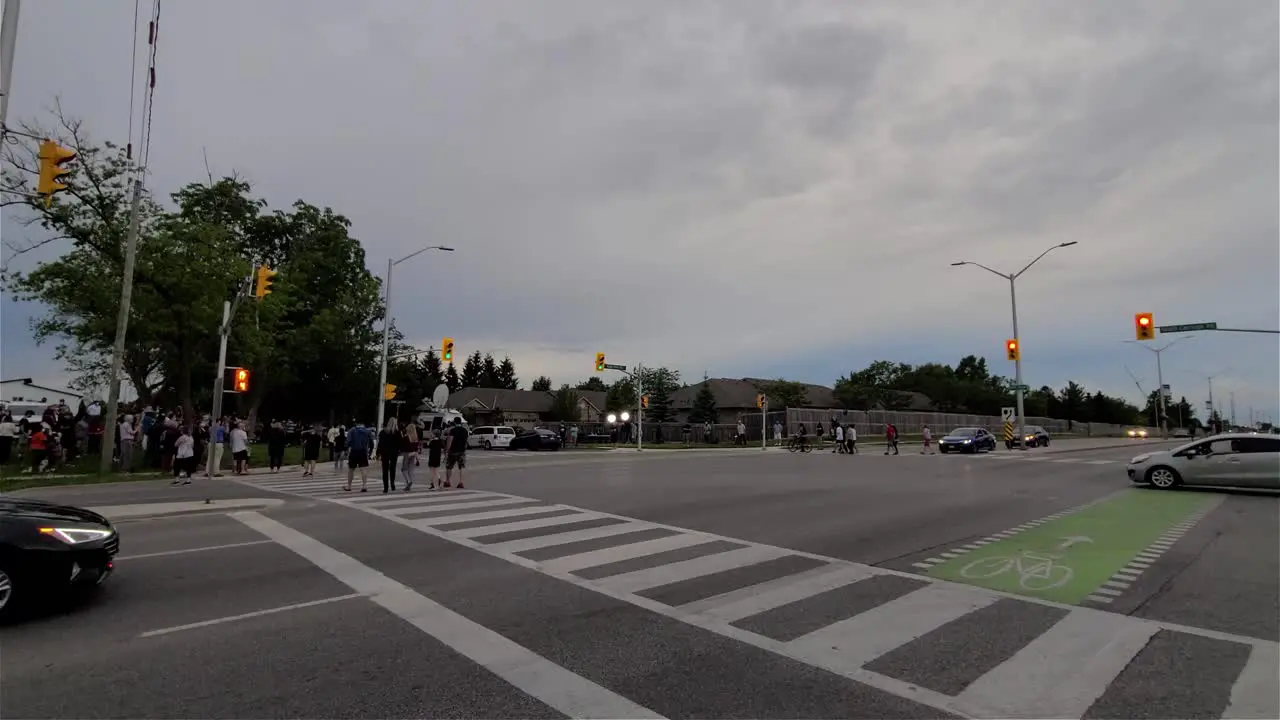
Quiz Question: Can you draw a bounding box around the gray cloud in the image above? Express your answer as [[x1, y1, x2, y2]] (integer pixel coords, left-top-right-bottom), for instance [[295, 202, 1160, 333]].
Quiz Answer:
[[2, 0, 1276, 413]]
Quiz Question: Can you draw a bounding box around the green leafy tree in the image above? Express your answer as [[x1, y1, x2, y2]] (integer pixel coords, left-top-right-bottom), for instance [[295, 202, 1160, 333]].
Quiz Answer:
[[460, 351, 483, 388], [495, 356, 519, 389], [635, 367, 679, 423], [1058, 382, 1088, 427], [688, 383, 719, 424], [531, 375, 553, 391], [549, 385, 580, 422], [606, 377, 635, 410], [754, 379, 807, 409], [576, 376, 607, 392]]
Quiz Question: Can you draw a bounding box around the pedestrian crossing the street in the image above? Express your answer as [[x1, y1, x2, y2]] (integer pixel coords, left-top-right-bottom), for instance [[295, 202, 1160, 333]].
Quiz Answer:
[[237, 472, 1278, 720]]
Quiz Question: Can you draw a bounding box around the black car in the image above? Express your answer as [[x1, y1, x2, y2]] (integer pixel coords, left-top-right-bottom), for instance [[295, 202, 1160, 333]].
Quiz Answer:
[[508, 429, 563, 451], [939, 427, 998, 454], [0, 497, 119, 620]]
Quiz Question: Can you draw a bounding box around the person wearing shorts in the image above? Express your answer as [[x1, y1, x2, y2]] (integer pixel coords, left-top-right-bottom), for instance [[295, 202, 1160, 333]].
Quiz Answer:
[[443, 417, 468, 489], [344, 421, 373, 492], [426, 431, 443, 490]]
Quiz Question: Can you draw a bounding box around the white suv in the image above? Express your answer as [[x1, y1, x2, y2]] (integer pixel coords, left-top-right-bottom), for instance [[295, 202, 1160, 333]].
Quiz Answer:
[[468, 426, 516, 450]]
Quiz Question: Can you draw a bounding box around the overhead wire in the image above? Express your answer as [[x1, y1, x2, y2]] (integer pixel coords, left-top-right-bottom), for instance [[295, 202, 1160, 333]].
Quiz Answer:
[[126, 0, 140, 160], [139, 0, 160, 171]]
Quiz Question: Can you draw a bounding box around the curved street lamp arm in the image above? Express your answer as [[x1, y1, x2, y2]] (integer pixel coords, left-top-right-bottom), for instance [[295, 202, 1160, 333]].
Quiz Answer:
[[952, 260, 1010, 279]]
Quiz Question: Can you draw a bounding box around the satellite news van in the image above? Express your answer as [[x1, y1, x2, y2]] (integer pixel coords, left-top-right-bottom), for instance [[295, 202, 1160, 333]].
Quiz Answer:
[[415, 384, 467, 434]]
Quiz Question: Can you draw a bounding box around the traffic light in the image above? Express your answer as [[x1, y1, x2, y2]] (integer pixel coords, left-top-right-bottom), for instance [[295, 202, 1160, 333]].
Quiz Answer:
[[641, 394, 650, 409], [254, 265, 277, 299], [441, 337, 455, 362], [755, 393, 766, 409], [595, 352, 606, 372], [1135, 312, 1155, 341], [224, 367, 250, 393], [384, 383, 397, 400], [36, 139, 76, 208], [1006, 339, 1020, 362]]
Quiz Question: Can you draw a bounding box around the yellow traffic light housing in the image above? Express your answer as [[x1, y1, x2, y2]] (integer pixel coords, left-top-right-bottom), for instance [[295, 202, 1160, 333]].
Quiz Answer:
[[1006, 339, 1020, 362], [1135, 312, 1155, 341], [233, 368, 250, 393], [384, 383, 397, 400], [755, 393, 766, 409], [641, 394, 650, 409], [441, 337, 455, 362], [36, 139, 76, 208], [254, 265, 277, 299], [595, 352, 606, 372]]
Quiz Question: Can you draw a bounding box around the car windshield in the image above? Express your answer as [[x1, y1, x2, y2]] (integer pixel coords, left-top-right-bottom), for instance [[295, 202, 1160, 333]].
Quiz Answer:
[[948, 428, 979, 437]]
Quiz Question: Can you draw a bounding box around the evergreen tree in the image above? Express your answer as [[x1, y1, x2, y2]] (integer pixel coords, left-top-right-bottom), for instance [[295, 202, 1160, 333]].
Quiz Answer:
[[531, 375, 553, 391], [460, 351, 484, 387], [480, 353, 500, 388], [496, 356, 519, 389], [444, 362, 461, 393], [576, 376, 607, 392], [421, 350, 443, 391], [640, 367, 679, 424], [689, 383, 718, 424]]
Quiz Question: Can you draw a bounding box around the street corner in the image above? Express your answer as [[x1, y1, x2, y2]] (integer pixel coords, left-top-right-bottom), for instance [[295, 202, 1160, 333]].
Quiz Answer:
[[914, 488, 1223, 606], [91, 497, 285, 522]]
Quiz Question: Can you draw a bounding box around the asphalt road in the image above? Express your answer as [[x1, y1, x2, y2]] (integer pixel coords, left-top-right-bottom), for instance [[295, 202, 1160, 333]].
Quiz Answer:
[[4, 440, 1276, 719]]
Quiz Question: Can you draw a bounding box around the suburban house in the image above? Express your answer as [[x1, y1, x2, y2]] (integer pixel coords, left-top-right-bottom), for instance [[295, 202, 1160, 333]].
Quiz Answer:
[[669, 377, 933, 424], [0, 377, 83, 409], [445, 387, 608, 428]]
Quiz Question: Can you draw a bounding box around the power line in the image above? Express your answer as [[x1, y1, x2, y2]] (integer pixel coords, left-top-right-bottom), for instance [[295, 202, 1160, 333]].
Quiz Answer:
[[139, 0, 160, 170], [126, 0, 140, 160]]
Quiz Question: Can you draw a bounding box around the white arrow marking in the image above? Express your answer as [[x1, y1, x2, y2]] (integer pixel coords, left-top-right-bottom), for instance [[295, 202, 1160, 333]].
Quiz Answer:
[[1057, 536, 1094, 550]]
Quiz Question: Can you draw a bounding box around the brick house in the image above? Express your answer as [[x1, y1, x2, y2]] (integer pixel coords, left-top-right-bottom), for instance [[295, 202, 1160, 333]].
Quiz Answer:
[[446, 388, 608, 429]]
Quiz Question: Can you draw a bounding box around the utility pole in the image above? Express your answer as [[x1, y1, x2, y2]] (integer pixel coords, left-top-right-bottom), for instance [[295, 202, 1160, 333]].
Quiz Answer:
[[1230, 392, 1236, 428], [0, 0, 20, 131], [99, 178, 145, 474], [636, 363, 644, 452], [206, 276, 250, 476], [1127, 338, 1185, 440]]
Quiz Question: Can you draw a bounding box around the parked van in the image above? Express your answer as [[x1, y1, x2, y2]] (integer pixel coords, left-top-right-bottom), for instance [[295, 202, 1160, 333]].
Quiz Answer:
[[468, 426, 516, 450]]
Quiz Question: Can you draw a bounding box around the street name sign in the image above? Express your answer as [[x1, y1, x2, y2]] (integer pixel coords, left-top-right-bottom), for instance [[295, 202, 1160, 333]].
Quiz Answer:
[[603, 363, 627, 371], [1159, 322, 1217, 333], [1010, 383, 1030, 392]]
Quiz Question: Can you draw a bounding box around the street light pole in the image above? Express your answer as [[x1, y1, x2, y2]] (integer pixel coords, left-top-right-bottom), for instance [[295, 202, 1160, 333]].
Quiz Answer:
[[1126, 338, 1186, 439], [952, 241, 1078, 450], [376, 245, 454, 432]]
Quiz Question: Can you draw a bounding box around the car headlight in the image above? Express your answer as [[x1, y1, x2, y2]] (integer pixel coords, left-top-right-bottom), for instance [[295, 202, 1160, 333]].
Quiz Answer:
[[963, 439, 972, 443], [39, 527, 113, 544], [1130, 454, 1151, 465]]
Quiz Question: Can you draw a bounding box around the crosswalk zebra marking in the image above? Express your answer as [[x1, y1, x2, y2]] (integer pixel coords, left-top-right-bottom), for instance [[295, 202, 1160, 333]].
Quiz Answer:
[[236, 473, 1279, 720]]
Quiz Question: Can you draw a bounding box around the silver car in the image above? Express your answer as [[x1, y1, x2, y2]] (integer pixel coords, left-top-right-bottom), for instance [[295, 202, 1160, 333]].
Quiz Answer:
[[1126, 433, 1280, 490]]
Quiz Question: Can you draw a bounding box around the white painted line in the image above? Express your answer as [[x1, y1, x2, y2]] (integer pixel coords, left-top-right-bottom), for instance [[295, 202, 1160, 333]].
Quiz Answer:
[[1226, 642, 1280, 720], [1085, 595, 1114, 604], [230, 512, 665, 720], [1102, 580, 1130, 590], [1135, 552, 1162, 561], [413, 505, 574, 527], [1093, 587, 1124, 597], [1127, 561, 1152, 569], [691, 564, 875, 624], [600, 545, 788, 595], [910, 562, 934, 570], [541, 534, 713, 574], [1113, 572, 1140, 581], [452, 512, 609, 539], [139, 594, 363, 637], [955, 609, 1157, 719], [1050, 459, 1079, 464], [1083, 460, 1115, 465], [354, 491, 492, 507], [485, 522, 653, 554], [383, 497, 534, 516], [966, 541, 990, 547], [787, 583, 997, 671], [939, 552, 962, 558], [116, 540, 274, 560]]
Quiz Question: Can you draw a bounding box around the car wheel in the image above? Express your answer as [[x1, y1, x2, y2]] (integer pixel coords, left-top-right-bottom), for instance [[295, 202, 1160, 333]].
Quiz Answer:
[[1145, 466, 1182, 490], [0, 564, 17, 621], [483, 440, 492, 450]]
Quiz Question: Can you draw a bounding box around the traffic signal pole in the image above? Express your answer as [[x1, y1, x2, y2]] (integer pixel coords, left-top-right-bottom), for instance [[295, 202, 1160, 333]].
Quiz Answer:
[[207, 300, 231, 476], [1009, 276, 1026, 450], [98, 178, 145, 475], [0, 0, 20, 131]]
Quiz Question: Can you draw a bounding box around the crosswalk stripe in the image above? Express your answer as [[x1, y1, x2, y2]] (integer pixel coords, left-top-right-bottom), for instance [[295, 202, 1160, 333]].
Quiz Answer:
[[786, 582, 998, 672], [953, 608, 1158, 719], [235, 473, 1275, 719]]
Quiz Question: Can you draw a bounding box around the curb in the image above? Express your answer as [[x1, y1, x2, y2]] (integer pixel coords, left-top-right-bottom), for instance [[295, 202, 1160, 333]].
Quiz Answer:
[[92, 498, 285, 522]]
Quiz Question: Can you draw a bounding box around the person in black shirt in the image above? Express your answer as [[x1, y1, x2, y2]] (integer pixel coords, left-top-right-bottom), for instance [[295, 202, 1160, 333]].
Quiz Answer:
[[301, 422, 323, 476], [377, 418, 401, 493], [426, 431, 443, 490], [443, 417, 469, 489]]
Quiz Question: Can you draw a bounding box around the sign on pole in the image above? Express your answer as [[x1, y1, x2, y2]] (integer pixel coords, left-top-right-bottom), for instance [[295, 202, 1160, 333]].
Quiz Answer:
[[1001, 406, 1016, 422], [603, 363, 627, 371], [1159, 322, 1217, 333]]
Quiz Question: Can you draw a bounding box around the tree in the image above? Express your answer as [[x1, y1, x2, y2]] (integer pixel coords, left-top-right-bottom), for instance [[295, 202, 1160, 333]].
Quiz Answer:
[[606, 377, 635, 410], [460, 351, 483, 388], [1059, 382, 1087, 427], [754, 379, 807, 409], [689, 383, 719, 424], [444, 362, 461, 393], [480, 353, 500, 388], [495, 356, 519, 390], [531, 375, 553, 392], [576, 377, 607, 392], [634, 367, 679, 423], [549, 385, 580, 422]]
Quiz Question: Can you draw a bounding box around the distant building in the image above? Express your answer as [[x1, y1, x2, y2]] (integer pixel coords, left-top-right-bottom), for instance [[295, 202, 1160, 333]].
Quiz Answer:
[[670, 377, 933, 424], [446, 387, 607, 428], [0, 377, 83, 408]]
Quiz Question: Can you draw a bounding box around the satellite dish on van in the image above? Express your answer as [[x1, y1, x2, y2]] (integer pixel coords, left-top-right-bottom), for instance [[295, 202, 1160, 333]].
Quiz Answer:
[[431, 384, 449, 409]]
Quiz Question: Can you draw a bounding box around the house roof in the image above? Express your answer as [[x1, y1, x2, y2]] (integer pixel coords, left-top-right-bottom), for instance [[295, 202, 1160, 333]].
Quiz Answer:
[[446, 387, 606, 414], [670, 377, 933, 411]]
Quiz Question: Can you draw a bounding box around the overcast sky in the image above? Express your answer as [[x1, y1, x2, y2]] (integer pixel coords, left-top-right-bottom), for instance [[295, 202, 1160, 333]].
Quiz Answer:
[[2, 0, 1278, 423]]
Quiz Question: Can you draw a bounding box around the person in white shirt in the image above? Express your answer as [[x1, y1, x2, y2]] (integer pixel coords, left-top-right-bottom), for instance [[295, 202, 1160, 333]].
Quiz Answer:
[[833, 423, 845, 453], [921, 426, 934, 454], [119, 415, 137, 472], [229, 422, 250, 475], [173, 426, 195, 484], [846, 425, 858, 454], [772, 421, 783, 446]]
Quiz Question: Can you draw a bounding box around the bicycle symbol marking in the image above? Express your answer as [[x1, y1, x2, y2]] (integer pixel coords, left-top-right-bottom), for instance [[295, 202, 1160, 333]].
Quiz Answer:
[[960, 550, 1074, 591]]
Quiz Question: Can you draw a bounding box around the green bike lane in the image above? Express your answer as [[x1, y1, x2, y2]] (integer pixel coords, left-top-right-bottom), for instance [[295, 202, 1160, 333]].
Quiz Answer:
[[926, 488, 1219, 605]]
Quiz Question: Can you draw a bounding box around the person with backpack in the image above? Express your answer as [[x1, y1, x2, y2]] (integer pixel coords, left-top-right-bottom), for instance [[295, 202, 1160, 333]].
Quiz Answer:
[[343, 421, 373, 492]]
